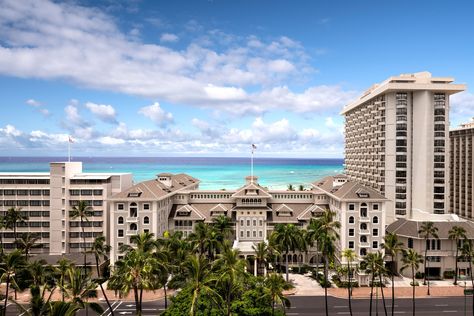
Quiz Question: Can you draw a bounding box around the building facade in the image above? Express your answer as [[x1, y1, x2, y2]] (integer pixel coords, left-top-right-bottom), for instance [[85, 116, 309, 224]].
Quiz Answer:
[[109, 173, 387, 270], [450, 119, 474, 219], [387, 217, 474, 279], [342, 71, 465, 222], [0, 162, 132, 255]]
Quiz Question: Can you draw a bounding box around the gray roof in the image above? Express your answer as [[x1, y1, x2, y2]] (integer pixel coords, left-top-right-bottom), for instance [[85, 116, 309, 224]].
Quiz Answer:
[[111, 173, 199, 200], [386, 218, 474, 239], [313, 175, 386, 201]]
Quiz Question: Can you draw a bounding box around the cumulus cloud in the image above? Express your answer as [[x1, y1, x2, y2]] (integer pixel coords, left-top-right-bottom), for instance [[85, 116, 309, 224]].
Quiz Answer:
[[0, 124, 22, 137], [26, 99, 41, 107], [160, 33, 179, 43], [138, 102, 174, 127], [85, 102, 118, 124], [451, 91, 474, 127], [0, 0, 355, 116]]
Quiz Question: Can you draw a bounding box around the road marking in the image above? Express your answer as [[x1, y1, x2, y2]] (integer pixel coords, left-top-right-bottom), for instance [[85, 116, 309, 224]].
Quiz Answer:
[[442, 311, 458, 313], [101, 301, 119, 316], [394, 312, 406, 314], [334, 305, 346, 308], [337, 312, 350, 315], [108, 301, 123, 316], [436, 304, 449, 307]]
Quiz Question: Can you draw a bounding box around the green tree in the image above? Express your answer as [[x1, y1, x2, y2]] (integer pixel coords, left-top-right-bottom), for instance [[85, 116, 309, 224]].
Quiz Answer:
[[252, 241, 268, 276], [298, 184, 305, 191], [110, 243, 159, 315], [56, 257, 73, 302], [0, 250, 26, 315], [47, 301, 81, 316], [308, 209, 340, 316], [341, 249, 357, 316], [271, 224, 302, 282], [5, 207, 28, 243], [287, 184, 294, 191], [460, 240, 474, 316], [61, 267, 104, 315], [216, 245, 246, 316], [418, 221, 438, 294], [16, 233, 42, 261], [0, 215, 6, 255], [401, 249, 423, 316], [448, 225, 467, 285], [212, 215, 233, 242], [70, 201, 93, 273], [264, 273, 292, 316], [89, 235, 114, 316], [381, 232, 404, 316]]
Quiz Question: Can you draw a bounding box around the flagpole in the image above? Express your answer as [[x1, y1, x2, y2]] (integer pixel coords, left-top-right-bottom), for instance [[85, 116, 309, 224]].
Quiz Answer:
[[251, 147, 254, 183], [68, 138, 71, 162]]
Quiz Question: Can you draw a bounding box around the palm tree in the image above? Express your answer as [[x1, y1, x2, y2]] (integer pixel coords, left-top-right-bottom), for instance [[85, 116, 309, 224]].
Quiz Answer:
[[271, 223, 302, 282], [212, 215, 233, 241], [56, 257, 73, 302], [264, 273, 292, 316], [16, 233, 42, 261], [341, 249, 357, 316], [89, 235, 114, 316], [173, 254, 221, 316], [448, 225, 467, 285], [0, 215, 6, 254], [47, 301, 81, 316], [61, 267, 104, 315], [382, 232, 404, 316], [252, 241, 269, 276], [215, 245, 246, 316], [308, 209, 340, 316], [70, 201, 93, 274], [298, 184, 305, 191], [5, 207, 28, 243], [460, 239, 474, 316], [110, 243, 159, 315], [418, 221, 438, 294], [362, 252, 377, 316], [188, 222, 211, 256], [287, 184, 295, 191], [0, 250, 25, 315], [401, 249, 423, 316]]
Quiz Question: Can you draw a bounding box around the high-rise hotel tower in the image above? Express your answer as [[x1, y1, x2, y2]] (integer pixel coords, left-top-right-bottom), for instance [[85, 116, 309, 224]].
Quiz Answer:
[[341, 72, 465, 222], [450, 119, 474, 220]]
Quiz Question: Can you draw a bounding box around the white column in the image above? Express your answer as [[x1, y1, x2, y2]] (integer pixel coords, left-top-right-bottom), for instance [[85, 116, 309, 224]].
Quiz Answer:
[[254, 257, 257, 276]]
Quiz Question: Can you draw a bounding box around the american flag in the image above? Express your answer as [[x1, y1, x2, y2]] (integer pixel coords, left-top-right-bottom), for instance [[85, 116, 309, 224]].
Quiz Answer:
[[251, 144, 257, 154], [68, 136, 74, 143]]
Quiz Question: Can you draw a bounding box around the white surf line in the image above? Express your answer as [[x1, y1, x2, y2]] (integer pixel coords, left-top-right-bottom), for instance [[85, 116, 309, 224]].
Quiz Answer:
[[107, 300, 123, 316]]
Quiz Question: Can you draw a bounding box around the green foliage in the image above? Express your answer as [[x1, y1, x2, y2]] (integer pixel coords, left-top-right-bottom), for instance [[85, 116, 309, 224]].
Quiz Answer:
[[443, 270, 455, 279]]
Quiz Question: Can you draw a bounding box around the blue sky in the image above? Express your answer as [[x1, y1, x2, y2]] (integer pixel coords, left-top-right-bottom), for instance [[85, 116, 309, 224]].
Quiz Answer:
[[0, 0, 473, 158]]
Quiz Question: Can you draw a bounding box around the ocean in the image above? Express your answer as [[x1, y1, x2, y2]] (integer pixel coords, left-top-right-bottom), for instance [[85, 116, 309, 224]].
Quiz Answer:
[[0, 157, 344, 190]]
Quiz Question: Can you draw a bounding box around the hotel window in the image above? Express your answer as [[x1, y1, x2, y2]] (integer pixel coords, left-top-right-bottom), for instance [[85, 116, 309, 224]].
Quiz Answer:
[[118, 204, 124, 210], [259, 230, 263, 238], [259, 219, 263, 226], [373, 229, 378, 236], [144, 216, 150, 224], [372, 216, 379, 224], [118, 217, 124, 224], [240, 231, 244, 238], [349, 216, 354, 224], [247, 231, 250, 238], [253, 231, 256, 237], [240, 219, 244, 226], [373, 204, 379, 211], [247, 219, 250, 226], [372, 241, 378, 249], [349, 229, 354, 237], [360, 223, 367, 230], [408, 238, 413, 249], [349, 204, 355, 211], [349, 241, 354, 249], [118, 229, 124, 237], [144, 204, 150, 210], [253, 219, 257, 226]]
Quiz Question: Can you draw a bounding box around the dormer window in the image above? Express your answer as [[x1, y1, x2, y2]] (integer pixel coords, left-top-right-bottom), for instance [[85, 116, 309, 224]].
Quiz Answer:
[[277, 211, 293, 217], [128, 192, 142, 197], [177, 210, 190, 216]]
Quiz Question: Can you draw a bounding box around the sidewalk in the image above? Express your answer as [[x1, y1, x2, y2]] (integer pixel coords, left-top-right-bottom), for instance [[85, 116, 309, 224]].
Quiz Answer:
[[286, 273, 469, 298]]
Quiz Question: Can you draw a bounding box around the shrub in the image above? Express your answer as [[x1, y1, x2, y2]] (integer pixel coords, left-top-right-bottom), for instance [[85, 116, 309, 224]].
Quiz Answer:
[[311, 271, 331, 288], [410, 281, 419, 286], [415, 272, 424, 279], [331, 275, 359, 288], [443, 270, 454, 279]]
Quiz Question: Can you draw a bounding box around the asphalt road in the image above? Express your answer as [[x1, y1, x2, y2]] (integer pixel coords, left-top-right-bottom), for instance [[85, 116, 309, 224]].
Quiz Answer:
[[5, 296, 474, 315]]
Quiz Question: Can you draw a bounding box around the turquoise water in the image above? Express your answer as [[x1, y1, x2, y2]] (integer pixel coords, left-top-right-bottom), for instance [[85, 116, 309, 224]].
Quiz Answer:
[[0, 157, 344, 190]]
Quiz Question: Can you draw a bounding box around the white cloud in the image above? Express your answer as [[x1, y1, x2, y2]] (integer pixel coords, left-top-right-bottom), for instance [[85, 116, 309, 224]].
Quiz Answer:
[[97, 136, 125, 145], [138, 102, 174, 126], [64, 104, 81, 122], [0, 0, 355, 116], [160, 33, 179, 43], [0, 124, 22, 137], [451, 91, 474, 127], [85, 102, 118, 124], [26, 99, 41, 107]]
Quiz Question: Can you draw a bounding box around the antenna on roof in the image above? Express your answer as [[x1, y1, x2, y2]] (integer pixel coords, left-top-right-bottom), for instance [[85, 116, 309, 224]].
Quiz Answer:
[[68, 136, 74, 162]]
